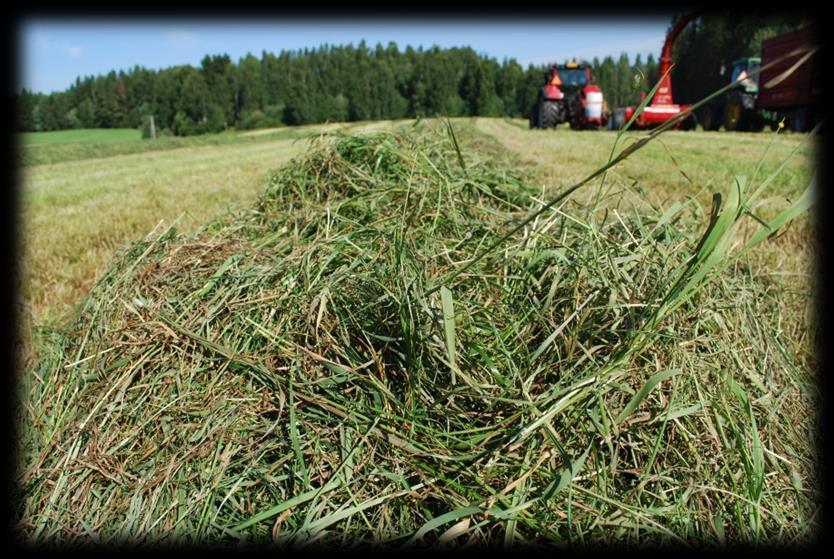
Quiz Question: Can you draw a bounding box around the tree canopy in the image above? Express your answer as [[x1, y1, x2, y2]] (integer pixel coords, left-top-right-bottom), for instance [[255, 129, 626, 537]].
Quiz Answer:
[[671, 11, 812, 103], [16, 14, 810, 135], [15, 42, 664, 135]]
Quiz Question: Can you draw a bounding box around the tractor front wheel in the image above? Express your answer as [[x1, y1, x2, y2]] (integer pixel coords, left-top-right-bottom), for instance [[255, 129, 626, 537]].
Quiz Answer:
[[539, 100, 561, 129], [699, 105, 720, 131]]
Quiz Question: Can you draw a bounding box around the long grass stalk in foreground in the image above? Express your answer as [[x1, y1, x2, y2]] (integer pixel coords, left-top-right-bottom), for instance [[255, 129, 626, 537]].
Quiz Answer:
[[426, 43, 818, 298]]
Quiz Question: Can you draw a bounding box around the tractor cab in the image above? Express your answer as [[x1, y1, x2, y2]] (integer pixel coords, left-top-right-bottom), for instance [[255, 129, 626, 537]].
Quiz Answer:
[[548, 61, 591, 89], [530, 60, 605, 130], [729, 57, 761, 94], [700, 56, 765, 132]]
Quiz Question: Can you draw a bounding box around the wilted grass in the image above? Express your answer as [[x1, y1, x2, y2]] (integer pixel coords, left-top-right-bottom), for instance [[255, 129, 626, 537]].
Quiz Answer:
[[17, 122, 424, 381], [15, 117, 817, 547], [18, 135, 308, 340], [20, 128, 143, 145], [17, 120, 389, 167], [477, 119, 813, 207]]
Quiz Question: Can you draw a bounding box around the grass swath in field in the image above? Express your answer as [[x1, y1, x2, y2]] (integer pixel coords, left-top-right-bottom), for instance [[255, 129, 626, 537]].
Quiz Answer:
[[16, 120, 817, 546]]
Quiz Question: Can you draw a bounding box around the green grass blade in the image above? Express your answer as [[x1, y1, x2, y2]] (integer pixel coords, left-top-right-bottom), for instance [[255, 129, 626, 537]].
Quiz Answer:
[[406, 506, 483, 545], [616, 369, 680, 425], [440, 285, 458, 384], [445, 118, 467, 174], [742, 175, 816, 253], [530, 291, 596, 364], [231, 477, 343, 532], [541, 445, 591, 501]]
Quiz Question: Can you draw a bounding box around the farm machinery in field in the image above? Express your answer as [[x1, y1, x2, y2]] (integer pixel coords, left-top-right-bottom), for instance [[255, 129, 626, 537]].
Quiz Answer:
[[698, 56, 765, 132], [698, 26, 821, 132], [529, 61, 607, 130], [609, 12, 698, 131]]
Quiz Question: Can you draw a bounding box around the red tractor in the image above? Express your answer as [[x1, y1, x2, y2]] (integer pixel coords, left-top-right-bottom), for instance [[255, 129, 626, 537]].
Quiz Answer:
[[609, 12, 699, 130], [529, 61, 607, 130]]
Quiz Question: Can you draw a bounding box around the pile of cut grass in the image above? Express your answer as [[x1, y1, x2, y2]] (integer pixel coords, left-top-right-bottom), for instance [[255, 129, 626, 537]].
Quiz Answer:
[[16, 121, 817, 547]]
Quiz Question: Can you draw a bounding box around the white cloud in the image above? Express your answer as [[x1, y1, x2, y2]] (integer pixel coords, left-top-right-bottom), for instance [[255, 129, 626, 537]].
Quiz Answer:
[[523, 35, 665, 66], [164, 29, 199, 49], [65, 45, 83, 59]]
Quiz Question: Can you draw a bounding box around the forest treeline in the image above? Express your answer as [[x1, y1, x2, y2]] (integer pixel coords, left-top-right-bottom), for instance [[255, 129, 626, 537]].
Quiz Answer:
[[16, 43, 660, 135], [15, 12, 811, 136]]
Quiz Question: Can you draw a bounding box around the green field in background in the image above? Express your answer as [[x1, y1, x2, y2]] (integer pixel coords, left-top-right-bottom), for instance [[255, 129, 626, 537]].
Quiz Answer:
[[20, 128, 142, 145]]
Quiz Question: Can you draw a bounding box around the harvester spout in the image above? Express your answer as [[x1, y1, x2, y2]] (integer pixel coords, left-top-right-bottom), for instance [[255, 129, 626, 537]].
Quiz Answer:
[[654, 11, 699, 105], [612, 11, 700, 130]]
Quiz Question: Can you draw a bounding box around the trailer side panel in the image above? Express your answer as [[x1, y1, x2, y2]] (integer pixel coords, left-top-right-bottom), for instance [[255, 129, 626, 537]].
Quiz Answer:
[[756, 27, 820, 111]]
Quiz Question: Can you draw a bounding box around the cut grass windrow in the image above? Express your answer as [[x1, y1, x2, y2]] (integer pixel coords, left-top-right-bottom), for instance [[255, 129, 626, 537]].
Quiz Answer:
[[16, 113, 817, 547]]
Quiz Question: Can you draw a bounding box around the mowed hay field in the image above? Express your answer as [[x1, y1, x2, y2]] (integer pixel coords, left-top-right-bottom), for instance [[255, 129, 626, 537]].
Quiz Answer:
[[20, 128, 143, 145], [16, 119, 818, 546], [476, 118, 815, 317], [18, 121, 397, 338]]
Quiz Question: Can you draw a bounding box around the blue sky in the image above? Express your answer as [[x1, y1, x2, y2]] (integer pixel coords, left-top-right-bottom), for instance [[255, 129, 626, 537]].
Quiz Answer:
[[20, 17, 674, 93]]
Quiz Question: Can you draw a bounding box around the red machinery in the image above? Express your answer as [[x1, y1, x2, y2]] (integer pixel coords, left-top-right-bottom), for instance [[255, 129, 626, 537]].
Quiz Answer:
[[529, 61, 607, 130], [610, 12, 699, 130], [754, 26, 821, 132], [698, 25, 820, 132]]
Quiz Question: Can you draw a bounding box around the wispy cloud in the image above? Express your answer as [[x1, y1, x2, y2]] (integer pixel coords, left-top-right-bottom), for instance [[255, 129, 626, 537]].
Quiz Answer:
[[522, 35, 665, 66], [65, 44, 83, 59], [32, 31, 51, 52], [163, 29, 199, 49]]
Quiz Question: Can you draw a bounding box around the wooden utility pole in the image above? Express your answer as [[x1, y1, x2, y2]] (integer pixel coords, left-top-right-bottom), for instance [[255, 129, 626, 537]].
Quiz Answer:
[[149, 115, 157, 139]]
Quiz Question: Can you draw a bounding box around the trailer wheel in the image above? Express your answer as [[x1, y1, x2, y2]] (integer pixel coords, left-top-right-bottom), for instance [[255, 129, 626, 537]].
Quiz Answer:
[[791, 108, 808, 133], [608, 108, 626, 131], [680, 113, 697, 131], [748, 115, 765, 133]]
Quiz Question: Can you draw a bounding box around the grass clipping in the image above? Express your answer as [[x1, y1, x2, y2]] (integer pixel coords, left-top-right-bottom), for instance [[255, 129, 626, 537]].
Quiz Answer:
[[18, 124, 814, 546]]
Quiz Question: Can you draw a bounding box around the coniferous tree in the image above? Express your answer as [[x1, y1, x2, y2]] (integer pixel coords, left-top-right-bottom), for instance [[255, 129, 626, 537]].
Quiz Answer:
[[237, 53, 266, 119], [16, 89, 35, 132], [645, 53, 659, 90], [202, 54, 236, 125], [615, 52, 633, 108], [17, 14, 807, 135], [496, 58, 524, 117]]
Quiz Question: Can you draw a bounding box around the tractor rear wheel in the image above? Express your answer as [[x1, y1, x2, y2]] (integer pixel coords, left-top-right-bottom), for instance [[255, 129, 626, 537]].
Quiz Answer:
[[724, 92, 752, 131], [539, 100, 561, 129]]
